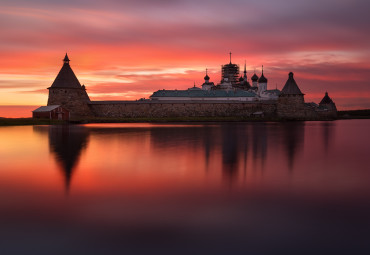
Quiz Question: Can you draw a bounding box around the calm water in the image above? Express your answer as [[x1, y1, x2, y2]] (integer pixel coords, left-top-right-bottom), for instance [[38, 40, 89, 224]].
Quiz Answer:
[[0, 120, 369, 254]]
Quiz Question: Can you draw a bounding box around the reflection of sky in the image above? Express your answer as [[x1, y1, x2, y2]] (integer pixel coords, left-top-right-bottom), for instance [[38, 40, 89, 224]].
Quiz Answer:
[[0, 0, 370, 112], [1, 121, 370, 253], [4, 121, 364, 196]]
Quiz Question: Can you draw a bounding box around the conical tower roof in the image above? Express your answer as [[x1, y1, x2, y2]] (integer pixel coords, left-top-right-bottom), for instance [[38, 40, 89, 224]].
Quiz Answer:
[[281, 72, 304, 95], [50, 54, 82, 88], [319, 92, 334, 104]]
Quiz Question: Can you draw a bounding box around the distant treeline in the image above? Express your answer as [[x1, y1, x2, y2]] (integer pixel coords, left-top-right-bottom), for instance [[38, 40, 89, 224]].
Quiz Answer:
[[338, 109, 370, 119]]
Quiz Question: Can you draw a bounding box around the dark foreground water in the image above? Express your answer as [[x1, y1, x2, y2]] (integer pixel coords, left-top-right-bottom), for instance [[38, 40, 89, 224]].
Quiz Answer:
[[0, 120, 369, 255]]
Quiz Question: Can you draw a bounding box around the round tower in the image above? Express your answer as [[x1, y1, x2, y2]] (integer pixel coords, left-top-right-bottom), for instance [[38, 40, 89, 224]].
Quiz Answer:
[[319, 92, 338, 118], [47, 53, 92, 118]]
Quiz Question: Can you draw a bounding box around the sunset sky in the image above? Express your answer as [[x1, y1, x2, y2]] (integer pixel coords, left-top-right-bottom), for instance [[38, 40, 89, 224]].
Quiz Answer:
[[0, 0, 369, 116]]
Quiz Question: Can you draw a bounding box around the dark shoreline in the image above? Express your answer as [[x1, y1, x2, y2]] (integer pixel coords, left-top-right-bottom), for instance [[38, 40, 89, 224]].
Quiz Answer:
[[337, 109, 370, 119], [1, 109, 369, 126]]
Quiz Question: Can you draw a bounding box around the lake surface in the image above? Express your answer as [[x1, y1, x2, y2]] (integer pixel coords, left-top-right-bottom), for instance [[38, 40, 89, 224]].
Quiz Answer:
[[0, 120, 369, 254]]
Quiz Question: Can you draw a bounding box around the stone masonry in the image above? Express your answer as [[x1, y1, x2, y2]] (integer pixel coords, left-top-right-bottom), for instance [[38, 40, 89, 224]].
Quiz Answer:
[[89, 101, 277, 118], [48, 87, 93, 118]]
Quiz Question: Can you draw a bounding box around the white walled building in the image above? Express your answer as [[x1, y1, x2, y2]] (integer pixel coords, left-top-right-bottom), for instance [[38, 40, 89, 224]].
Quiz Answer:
[[201, 69, 215, 91]]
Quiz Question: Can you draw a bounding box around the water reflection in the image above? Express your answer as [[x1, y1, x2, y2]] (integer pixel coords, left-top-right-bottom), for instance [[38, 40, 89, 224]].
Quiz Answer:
[[322, 122, 335, 152], [3, 121, 370, 254], [221, 124, 239, 181], [32, 122, 333, 191], [34, 125, 89, 192], [281, 122, 305, 171], [251, 123, 268, 172]]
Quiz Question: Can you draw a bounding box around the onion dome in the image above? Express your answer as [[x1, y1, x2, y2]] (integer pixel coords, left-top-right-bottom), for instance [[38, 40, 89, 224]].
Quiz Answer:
[[251, 73, 259, 81], [204, 68, 210, 81], [258, 65, 268, 83], [319, 92, 334, 104], [281, 72, 304, 95], [239, 76, 244, 82], [258, 74, 267, 83]]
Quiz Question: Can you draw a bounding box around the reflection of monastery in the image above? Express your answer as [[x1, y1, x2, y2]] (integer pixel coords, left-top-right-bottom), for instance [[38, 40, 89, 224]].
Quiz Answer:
[[34, 53, 337, 120], [33, 122, 317, 191]]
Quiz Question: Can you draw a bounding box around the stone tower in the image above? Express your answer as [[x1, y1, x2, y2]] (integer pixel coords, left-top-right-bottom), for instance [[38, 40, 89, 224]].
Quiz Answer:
[[277, 72, 306, 119], [47, 54, 92, 118], [319, 92, 338, 118]]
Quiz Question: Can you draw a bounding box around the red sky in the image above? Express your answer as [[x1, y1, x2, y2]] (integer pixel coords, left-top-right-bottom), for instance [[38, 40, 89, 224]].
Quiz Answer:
[[1, 0, 369, 117]]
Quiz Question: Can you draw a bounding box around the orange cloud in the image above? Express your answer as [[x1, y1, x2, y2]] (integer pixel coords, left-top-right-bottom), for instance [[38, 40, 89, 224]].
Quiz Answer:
[[1, 0, 370, 116]]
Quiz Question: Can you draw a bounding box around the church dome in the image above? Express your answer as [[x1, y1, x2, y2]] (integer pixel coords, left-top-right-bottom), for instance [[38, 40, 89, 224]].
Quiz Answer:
[[258, 66, 268, 83], [251, 73, 259, 81], [204, 68, 210, 81], [258, 73, 268, 83]]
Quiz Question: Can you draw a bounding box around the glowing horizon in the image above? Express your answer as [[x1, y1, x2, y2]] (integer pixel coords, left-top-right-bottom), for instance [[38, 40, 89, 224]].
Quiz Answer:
[[1, 0, 370, 117]]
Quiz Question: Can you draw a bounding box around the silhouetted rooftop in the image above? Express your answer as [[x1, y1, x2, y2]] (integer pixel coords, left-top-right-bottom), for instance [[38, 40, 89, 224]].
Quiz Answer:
[[251, 73, 259, 81], [258, 73, 267, 83], [50, 55, 82, 89], [32, 105, 60, 112], [63, 53, 70, 62], [151, 89, 256, 98], [258, 66, 268, 83], [281, 72, 304, 95], [320, 92, 334, 104]]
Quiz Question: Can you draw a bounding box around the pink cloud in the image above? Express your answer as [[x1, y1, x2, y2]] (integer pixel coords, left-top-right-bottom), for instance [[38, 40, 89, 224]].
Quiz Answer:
[[0, 0, 369, 113]]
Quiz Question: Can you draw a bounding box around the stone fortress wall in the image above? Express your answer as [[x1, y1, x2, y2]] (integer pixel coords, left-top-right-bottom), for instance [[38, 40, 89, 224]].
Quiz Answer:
[[86, 99, 334, 120], [88, 100, 277, 118]]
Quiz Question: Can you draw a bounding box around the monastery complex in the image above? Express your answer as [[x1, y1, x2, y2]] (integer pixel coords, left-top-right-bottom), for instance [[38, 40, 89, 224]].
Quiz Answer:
[[33, 53, 337, 120]]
